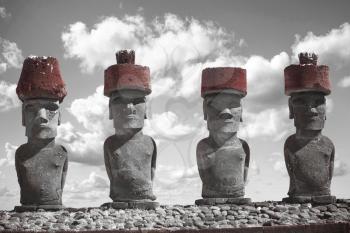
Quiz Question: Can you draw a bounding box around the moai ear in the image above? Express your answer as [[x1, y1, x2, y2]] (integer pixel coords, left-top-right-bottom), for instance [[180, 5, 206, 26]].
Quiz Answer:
[[203, 101, 207, 120], [288, 97, 294, 119], [144, 104, 147, 119], [240, 108, 243, 122], [22, 105, 25, 126], [109, 101, 113, 120], [58, 111, 61, 126]]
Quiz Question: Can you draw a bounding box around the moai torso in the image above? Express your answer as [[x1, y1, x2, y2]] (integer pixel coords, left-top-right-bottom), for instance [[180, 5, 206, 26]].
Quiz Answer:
[[15, 143, 68, 205], [197, 137, 249, 198], [104, 133, 156, 201], [284, 134, 334, 197]]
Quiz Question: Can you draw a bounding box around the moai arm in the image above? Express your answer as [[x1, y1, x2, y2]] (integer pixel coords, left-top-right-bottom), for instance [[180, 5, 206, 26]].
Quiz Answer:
[[151, 138, 157, 181], [284, 139, 293, 178], [196, 140, 208, 182], [15, 149, 23, 189], [61, 147, 68, 190], [329, 145, 335, 181], [240, 139, 250, 183], [103, 140, 112, 181]]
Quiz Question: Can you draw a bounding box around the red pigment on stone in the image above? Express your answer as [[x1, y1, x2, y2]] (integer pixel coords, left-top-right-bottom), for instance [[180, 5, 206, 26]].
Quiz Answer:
[[201, 67, 247, 97], [16, 56, 67, 102]]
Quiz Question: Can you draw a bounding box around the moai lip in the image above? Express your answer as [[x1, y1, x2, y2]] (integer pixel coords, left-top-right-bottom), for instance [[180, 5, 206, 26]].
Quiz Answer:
[[283, 53, 336, 204], [196, 67, 251, 205], [102, 50, 159, 209], [15, 56, 68, 212]]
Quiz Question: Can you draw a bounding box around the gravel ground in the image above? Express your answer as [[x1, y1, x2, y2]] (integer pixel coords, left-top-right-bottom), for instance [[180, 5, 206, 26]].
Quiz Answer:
[[0, 200, 349, 231]]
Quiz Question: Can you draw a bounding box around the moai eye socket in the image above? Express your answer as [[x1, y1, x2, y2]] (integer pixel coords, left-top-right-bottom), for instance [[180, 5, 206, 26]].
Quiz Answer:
[[45, 103, 59, 112], [292, 97, 306, 106]]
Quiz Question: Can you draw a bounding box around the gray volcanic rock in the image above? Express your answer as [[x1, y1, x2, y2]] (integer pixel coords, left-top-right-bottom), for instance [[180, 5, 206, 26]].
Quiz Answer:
[[0, 201, 349, 231]]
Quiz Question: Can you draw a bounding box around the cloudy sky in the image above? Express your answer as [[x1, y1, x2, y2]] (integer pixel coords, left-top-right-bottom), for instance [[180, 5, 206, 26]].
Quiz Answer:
[[0, 0, 350, 210]]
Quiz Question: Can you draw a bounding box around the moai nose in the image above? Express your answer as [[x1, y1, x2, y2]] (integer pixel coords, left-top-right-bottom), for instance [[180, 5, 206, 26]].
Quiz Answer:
[[37, 108, 48, 123], [126, 103, 136, 115], [219, 108, 233, 119], [310, 107, 318, 113]]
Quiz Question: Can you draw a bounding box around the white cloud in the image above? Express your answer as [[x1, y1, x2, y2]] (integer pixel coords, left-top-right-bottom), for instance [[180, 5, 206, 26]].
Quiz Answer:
[[64, 172, 109, 205], [0, 187, 10, 196], [0, 6, 11, 19], [65, 172, 109, 193], [145, 111, 196, 140], [0, 37, 23, 72], [326, 97, 334, 113], [57, 86, 112, 165], [273, 160, 288, 177], [0, 81, 20, 112], [245, 52, 289, 101], [334, 159, 348, 177], [240, 107, 292, 141], [154, 164, 201, 204], [0, 142, 18, 167], [292, 22, 350, 66], [62, 14, 244, 99], [338, 76, 350, 88]]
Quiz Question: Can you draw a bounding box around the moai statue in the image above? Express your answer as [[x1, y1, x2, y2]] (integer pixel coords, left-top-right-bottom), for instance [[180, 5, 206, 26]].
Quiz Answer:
[[283, 53, 336, 204], [195, 67, 251, 205], [15, 56, 68, 211], [102, 50, 158, 209]]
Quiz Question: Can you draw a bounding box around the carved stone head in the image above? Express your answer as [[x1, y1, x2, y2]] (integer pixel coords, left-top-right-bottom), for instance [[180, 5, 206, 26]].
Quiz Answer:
[[23, 98, 60, 139], [204, 92, 242, 133], [109, 90, 146, 131], [289, 92, 326, 130], [201, 67, 246, 134]]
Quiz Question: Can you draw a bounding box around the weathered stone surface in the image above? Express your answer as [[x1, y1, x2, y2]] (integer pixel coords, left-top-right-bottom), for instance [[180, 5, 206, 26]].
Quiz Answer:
[[15, 56, 68, 211], [197, 67, 250, 204], [103, 50, 157, 207], [283, 53, 335, 204]]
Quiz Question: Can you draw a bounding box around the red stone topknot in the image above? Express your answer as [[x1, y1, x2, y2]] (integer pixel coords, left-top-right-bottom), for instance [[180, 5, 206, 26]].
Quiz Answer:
[[16, 56, 67, 103], [104, 50, 151, 97], [201, 67, 247, 97], [284, 52, 331, 96]]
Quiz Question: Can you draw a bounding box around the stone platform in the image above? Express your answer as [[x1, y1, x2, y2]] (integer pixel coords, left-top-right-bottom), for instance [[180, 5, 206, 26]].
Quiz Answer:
[[0, 200, 349, 231]]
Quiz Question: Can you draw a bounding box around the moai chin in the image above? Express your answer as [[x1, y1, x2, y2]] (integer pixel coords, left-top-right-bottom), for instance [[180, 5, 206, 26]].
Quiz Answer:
[[195, 67, 251, 205], [102, 50, 159, 210], [15, 56, 68, 212], [282, 53, 336, 204]]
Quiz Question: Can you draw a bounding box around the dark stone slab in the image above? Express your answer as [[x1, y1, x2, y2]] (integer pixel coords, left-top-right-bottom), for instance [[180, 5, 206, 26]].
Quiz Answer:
[[282, 195, 336, 204], [14, 204, 63, 212], [101, 201, 159, 210], [312, 195, 336, 204], [195, 197, 251, 205]]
